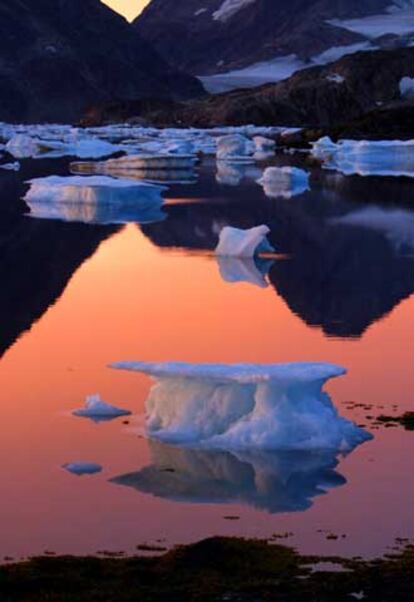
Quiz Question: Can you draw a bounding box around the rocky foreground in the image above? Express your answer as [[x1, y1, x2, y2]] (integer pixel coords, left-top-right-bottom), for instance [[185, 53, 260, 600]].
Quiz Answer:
[[0, 537, 413, 601]]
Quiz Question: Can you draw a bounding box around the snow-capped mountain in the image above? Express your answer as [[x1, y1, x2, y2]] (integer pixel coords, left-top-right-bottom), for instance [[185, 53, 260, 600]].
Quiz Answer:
[[0, 0, 202, 123], [135, 0, 414, 91]]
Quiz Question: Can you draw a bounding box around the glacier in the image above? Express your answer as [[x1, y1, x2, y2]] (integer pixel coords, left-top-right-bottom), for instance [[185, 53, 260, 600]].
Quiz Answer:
[[258, 166, 310, 199], [110, 361, 372, 452], [312, 137, 414, 177], [215, 225, 275, 258], [23, 175, 166, 225], [111, 441, 347, 513], [73, 394, 132, 422]]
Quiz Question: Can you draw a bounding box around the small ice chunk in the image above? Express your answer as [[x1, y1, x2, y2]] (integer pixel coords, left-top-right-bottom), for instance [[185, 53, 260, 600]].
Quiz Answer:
[[215, 225, 275, 258], [258, 166, 310, 199], [63, 462, 102, 476], [216, 134, 253, 162], [253, 136, 276, 153], [6, 135, 40, 159], [73, 394, 132, 422], [400, 76, 414, 98], [0, 161, 20, 171]]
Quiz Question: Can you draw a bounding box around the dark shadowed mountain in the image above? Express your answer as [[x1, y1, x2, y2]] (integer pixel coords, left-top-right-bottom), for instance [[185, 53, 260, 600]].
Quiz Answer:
[[134, 0, 411, 78], [0, 0, 203, 123], [0, 162, 119, 356], [139, 165, 414, 338]]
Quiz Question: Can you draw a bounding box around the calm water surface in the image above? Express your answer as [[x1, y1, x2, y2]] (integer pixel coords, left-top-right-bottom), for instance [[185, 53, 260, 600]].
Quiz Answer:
[[0, 155, 413, 560]]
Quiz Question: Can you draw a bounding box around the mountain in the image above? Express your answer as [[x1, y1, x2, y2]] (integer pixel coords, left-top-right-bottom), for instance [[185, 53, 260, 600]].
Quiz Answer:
[[84, 46, 414, 133], [134, 1, 414, 91], [0, 0, 203, 123]]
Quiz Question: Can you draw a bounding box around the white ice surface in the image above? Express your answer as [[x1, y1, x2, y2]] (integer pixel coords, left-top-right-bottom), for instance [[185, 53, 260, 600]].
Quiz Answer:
[[258, 166, 310, 199], [111, 361, 372, 452], [328, 5, 414, 38], [73, 394, 132, 421], [312, 137, 414, 177], [215, 225, 275, 257], [213, 0, 257, 22], [24, 176, 166, 224]]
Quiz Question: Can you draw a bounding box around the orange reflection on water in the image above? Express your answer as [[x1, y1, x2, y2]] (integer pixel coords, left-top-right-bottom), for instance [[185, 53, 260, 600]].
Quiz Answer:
[[0, 224, 413, 558]]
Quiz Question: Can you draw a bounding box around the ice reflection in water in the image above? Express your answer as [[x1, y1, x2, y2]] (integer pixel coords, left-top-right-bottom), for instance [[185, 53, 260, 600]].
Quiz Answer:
[[111, 441, 346, 513]]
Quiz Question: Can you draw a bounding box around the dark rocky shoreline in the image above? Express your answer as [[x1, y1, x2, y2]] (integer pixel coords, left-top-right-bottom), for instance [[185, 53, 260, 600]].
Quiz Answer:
[[1, 537, 413, 601]]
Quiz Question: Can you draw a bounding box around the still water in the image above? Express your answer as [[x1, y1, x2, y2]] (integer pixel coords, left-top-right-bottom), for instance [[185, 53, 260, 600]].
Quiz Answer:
[[0, 155, 413, 560]]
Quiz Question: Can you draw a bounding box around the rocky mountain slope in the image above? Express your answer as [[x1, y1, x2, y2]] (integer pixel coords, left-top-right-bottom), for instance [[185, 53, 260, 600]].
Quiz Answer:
[[135, 1, 414, 86], [0, 0, 203, 123], [83, 46, 414, 135]]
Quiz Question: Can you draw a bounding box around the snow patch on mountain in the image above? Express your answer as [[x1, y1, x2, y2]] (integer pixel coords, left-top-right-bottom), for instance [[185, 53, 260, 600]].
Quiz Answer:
[[213, 0, 257, 22]]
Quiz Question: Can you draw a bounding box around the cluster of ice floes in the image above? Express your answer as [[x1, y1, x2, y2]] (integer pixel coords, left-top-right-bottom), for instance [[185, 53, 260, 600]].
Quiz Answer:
[[215, 225, 274, 258], [111, 441, 346, 512], [257, 166, 310, 199], [110, 361, 372, 452], [23, 175, 166, 225], [73, 394, 132, 423], [312, 136, 414, 177]]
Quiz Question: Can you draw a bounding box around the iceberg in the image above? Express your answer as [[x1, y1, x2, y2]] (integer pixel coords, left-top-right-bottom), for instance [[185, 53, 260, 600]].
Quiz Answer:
[[63, 462, 102, 476], [257, 166, 310, 199], [5, 133, 120, 160], [73, 394, 132, 423], [215, 225, 275, 258], [111, 441, 346, 513], [217, 256, 274, 288], [312, 137, 414, 177], [216, 134, 254, 163], [110, 361, 372, 452], [6, 134, 40, 159], [23, 176, 166, 225]]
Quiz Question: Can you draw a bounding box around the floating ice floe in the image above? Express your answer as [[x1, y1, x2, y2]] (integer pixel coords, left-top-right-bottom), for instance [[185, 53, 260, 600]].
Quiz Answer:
[[5, 133, 120, 160], [253, 136, 276, 160], [73, 394, 132, 423], [312, 136, 414, 177], [111, 441, 347, 512], [257, 166, 310, 199], [63, 462, 102, 476], [0, 161, 20, 171], [24, 175, 166, 225], [217, 257, 274, 288], [71, 154, 198, 184], [215, 225, 274, 258], [110, 361, 373, 452], [216, 134, 254, 163]]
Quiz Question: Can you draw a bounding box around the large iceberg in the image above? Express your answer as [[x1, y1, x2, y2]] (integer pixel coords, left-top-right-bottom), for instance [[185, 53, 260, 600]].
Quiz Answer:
[[23, 176, 166, 225], [111, 441, 346, 513], [110, 361, 372, 452], [215, 225, 275, 258], [257, 166, 310, 199], [312, 137, 414, 177]]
